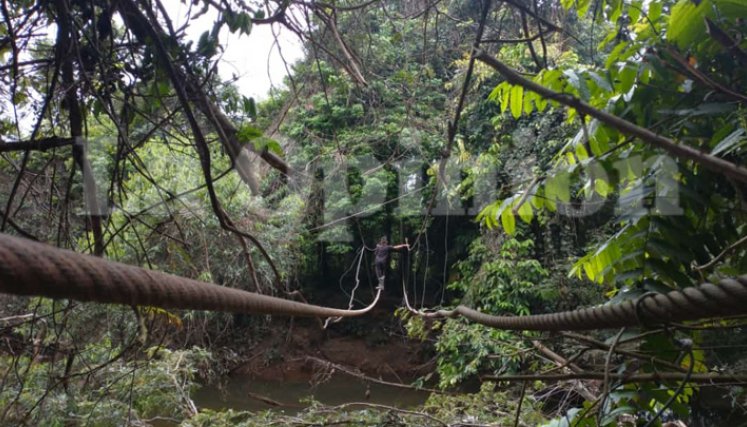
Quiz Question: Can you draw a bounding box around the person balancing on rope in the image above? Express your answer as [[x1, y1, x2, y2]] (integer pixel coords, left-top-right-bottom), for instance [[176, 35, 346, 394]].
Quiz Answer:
[[374, 236, 410, 290]]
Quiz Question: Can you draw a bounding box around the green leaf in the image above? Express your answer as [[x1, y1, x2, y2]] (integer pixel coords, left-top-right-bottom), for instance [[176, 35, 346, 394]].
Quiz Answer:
[[517, 200, 533, 224], [500, 209, 516, 234], [576, 74, 590, 101], [239, 12, 252, 35], [617, 63, 638, 93], [711, 128, 745, 156], [264, 138, 284, 156], [609, 0, 623, 23], [648, 1, 662, 21], [577, 0, 592, 16], [595, 178, 611, 197], [477, 202, 500, 228], [669, 0, 711, 49], [546, 171, 571, 203], [523, 91, 535, 115], [196, 30, 218, 58], [628, 0, 643, 24], [666, 0, 747, 49], [510, 85, 524, 119], [224, 10, 240, 32], [587, 71, 612, 93], [598, 30, 618, 51], [575, 143, 589, 161], [242, 96, 257, 118], [534, 93, 548, 112], [489, 82, 512, 115], [237, 124, 263, 144], [605, 41, 629, 68], [487, 82, 504, 102]]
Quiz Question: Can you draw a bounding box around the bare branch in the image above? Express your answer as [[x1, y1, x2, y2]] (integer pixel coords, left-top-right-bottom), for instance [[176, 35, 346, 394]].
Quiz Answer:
[[0, 137, 74, 152], [484, 371, 747, 384]]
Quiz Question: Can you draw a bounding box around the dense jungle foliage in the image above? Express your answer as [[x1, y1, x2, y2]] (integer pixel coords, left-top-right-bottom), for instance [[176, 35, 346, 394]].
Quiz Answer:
[[1, 0, 746, 425]]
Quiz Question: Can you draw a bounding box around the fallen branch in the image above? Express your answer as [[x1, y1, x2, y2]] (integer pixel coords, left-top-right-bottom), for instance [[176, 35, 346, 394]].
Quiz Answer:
[[560, 331, 687, 373], [304, 356, 448, 395], [475, 52, 747, 184], [532, 340, 583, 373], [0, 313, 35, 324], [246, 391, 301, 408], [324, 402, 449, 427], [484, 371, 747, 384], [532, 341, 597, 402]]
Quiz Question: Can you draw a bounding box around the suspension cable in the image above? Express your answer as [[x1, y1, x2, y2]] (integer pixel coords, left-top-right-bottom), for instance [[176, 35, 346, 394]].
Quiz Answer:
[[2, 233, 747, 331], [407, 276, 747, 331], [0, 233, 380, 319]]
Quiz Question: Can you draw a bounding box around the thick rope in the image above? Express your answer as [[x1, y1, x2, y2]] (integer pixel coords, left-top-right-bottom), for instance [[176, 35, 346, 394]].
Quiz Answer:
[[412, 276, 747, 331], [1, 233, 746, 330], [0, 233, 379, 318]]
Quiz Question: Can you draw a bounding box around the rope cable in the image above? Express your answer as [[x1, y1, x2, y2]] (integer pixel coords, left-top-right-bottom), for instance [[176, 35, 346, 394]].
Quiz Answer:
[[1, 233, 747, 331], [406, 276, 747, 331], [0, 233, 381, 319]]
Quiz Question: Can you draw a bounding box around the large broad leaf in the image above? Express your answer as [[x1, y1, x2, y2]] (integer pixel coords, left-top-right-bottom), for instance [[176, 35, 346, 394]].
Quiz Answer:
[[669, 0, 747, 49], [545, 171, 571, 203], [509, 85, 524, 119], [517, 200, 533, 224], [669, 0, 712, 49], [500, 209, 516, 234]]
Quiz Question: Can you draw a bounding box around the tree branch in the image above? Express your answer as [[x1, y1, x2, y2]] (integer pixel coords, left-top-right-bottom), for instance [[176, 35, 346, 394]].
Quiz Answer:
[[484, 371, 747, 384], [116, 1, 292, 178], [481, 28, 556, 44], [560, 331, 687, 373], [705, 17, 747, 66], [664, 47, 747, 103], [118, 0, 284, 287], [0, 136, 74, 152], [475, 52, 747, 185]]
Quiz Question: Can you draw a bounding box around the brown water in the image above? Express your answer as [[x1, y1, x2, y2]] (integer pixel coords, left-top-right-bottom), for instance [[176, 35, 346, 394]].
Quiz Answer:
[[192, 373, 431, 414]]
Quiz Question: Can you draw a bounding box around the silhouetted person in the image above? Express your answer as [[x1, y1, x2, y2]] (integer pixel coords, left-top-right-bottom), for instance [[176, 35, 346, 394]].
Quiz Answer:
[[374, 236, 409, 289]]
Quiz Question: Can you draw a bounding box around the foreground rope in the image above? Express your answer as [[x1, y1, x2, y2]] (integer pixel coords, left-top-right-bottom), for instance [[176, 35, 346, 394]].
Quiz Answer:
[[0, 233, 380, 318], [2, 233, 746, 330], [410, 275, 747, 331]]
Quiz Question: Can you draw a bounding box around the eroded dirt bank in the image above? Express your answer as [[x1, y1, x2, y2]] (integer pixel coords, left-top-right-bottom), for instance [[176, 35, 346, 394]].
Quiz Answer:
[[232, 308, 433, 383]]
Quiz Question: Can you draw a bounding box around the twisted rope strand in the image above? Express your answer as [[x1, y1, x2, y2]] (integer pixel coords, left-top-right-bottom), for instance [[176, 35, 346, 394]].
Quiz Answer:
[[1, 233, 746, 330], [0, 233, 379, 318], [411, 277, 747, 331]]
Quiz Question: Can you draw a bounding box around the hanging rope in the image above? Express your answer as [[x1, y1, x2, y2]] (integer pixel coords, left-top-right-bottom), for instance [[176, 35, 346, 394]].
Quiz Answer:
[[324, 246, 378, 328], [405, 276, 747, 331], [0, 233, 380, 319]]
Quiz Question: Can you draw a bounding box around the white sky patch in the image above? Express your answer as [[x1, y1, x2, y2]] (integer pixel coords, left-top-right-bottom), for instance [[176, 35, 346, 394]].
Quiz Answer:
[[162, 0, 305, 100]]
